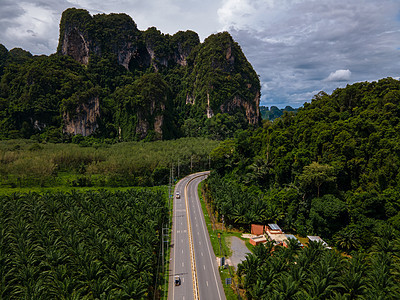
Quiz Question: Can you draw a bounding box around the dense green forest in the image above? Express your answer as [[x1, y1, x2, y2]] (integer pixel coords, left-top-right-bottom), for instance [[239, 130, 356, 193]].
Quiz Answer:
[[204, 77, 400, 298], [0, 8, 260, 142], [0, 189, 168, 299], [207, 77, 400, 248]]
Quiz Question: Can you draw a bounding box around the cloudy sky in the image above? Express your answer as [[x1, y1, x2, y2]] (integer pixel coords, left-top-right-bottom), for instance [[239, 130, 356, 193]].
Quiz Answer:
[[1, 0, 400, 108]]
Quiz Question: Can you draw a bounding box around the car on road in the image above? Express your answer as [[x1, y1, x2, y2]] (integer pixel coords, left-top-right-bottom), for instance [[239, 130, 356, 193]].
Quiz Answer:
[[174, 275, 181, 286], [176, 192, 180, 199]]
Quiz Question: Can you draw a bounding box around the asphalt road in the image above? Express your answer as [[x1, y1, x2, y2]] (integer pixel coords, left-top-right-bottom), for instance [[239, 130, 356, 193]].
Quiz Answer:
[[168, 172, 226, 300]]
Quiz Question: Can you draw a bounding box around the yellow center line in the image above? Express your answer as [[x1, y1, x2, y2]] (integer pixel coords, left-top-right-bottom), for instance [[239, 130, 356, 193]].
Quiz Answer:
[[184, 172, 209, 300]]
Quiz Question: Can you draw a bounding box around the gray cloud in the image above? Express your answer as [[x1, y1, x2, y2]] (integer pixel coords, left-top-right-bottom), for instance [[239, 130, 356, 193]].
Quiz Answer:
[[0, 0, 222, 55], [0, 0, 72, 55], [219, 0, 400, 107], [67, 0, 222, 40], [1, 0, 400, 108]]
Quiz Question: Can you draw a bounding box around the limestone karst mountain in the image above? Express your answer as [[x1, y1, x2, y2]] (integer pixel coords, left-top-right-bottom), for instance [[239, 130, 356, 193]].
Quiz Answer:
[[0, 8, 260, 141]]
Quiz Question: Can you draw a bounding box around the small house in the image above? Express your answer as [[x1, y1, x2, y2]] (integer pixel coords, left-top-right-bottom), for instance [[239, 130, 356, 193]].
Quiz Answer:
[[307, 236, 331, 249], [267, 223, 283, 234], [282, 234, 304, 248], [249, 235, 267, 246], [251, 224, 265, 236]]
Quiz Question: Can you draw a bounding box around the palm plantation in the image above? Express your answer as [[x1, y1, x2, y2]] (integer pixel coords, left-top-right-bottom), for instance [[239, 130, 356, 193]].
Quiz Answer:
[[0, 189, 168, 299], [237, 240, 400, 299]]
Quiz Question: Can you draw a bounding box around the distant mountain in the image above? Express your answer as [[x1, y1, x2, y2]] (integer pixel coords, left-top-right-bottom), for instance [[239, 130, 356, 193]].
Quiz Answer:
[[0, 8, 260, 141], [260, 105, 298, 120]]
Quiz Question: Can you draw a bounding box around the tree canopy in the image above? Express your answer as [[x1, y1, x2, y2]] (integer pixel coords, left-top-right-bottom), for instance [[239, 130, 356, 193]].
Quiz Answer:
[[206, 77, 400, 249]]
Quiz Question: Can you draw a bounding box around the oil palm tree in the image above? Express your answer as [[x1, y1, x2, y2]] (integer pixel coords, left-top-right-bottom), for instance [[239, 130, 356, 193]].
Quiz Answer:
[[271, 274, 300, 300], [334, 227, 360, 253], [120, 279, 147, 299], [238, 253, 260, 288], [366, 252, 400, 299], [337, 253, 367, 299], [303, 274, 336, 299]]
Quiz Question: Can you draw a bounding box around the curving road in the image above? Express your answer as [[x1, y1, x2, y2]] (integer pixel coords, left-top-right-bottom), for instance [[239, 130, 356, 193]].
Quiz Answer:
[[168, 172, 225, 300]]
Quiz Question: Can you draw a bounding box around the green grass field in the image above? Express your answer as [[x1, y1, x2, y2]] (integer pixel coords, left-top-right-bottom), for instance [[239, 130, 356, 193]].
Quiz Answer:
[[0, 138, 219, 191]]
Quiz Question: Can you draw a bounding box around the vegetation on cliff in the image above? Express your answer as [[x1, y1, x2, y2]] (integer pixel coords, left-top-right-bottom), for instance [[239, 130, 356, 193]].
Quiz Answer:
[[184, 32, 260, 115], [0, 8, 260, 141]]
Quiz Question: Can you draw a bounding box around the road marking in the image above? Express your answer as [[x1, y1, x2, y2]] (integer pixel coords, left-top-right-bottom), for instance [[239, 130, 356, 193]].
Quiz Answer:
[[182, 262, 184, 267], [194, 175, 224, 300], [185, 175, 201, 300], [201, 252, 203, 256], [203, 265, 206, 270], [206, 281, 209, 287], [172, 183, 179, 300], [182, 249, 184, 254], [170, 172, 210, 300]]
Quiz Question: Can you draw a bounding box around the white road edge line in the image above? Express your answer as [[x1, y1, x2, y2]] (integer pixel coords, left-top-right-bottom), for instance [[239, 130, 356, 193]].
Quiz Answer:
[[194, 175, 224, 300]]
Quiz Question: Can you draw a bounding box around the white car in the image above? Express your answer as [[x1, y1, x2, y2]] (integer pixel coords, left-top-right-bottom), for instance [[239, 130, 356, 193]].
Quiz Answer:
[[176, 192, 180, 199]]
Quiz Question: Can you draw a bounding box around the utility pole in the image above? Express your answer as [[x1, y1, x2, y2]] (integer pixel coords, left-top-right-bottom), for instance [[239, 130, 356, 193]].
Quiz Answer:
[[161, 223, 164, 271], [162, 224, 169, 300], [168, 167, 171, 210], [168, 167, 172, 231], [162, 225, 169, 269], [171, 163, 174, 185], [218, 232, 221, 256]]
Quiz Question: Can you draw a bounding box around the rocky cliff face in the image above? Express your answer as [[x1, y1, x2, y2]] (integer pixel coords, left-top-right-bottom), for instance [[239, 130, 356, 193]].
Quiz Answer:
[[58, 8, 142, 68], [58, 9, 199, 71], [184, 32, 261, 125], [220, 93, 260, 125], [56, 8, 260, 139], [63, 96, 100, 136], [135, 97, 166, 140], [60, 27, 90, 65]]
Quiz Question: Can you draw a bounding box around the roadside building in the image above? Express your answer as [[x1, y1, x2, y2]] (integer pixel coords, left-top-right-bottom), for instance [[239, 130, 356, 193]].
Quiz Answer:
[[283, 234, 304, 248], [251, 224, 265, 236], [249, 235, 267, 246], [265, 223, 287, 246], [307, 235, 331, 249], [266, 223, 283, 234]]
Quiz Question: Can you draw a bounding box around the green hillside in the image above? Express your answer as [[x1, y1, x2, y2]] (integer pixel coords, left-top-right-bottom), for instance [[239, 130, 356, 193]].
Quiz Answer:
[[208, 77, 400, 243], [206, 78, 400, 298]]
